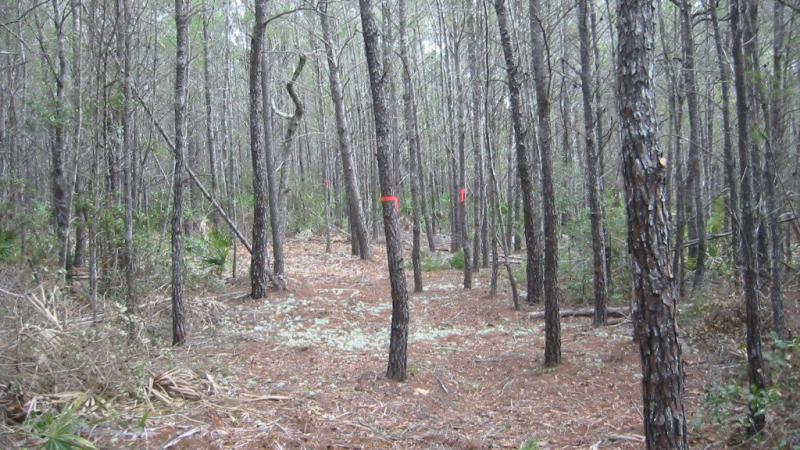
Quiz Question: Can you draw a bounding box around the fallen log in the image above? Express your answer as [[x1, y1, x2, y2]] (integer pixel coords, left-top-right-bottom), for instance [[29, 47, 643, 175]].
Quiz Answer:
[[529, 307, 629, 320]]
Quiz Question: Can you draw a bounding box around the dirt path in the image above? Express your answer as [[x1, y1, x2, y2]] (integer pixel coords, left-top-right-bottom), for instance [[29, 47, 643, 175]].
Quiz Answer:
[[125, 238, 706, 449]]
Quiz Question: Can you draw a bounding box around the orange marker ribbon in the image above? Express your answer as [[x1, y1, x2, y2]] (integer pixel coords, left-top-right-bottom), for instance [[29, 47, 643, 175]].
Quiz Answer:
[[381, 195, 400, 212], [459, 188, 466, 203]]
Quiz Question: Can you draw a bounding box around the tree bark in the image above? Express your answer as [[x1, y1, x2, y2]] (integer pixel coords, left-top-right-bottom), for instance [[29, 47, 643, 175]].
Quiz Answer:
[[767, 0, 789, 340], [203, 3, 222, 230], [708, 0, 740, 277], [679, 0, 707, 293], [399, 0, 423, 293], [116, 0, 136, 318], [577, 0, 608, 327], [528, 0, 560, 366], [248, 0, 269, 299], [359, 0, 410, 382], [171, 0, 188, 346], [494, 0, 541, 311], [617, 0, 688, 447], [319, 0, 372, 260], [730, 0, 767, 435]]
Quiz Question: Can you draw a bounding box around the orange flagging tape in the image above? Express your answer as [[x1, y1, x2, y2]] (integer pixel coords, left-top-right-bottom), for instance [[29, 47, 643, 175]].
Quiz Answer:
[[459, 188, 466, 203], [381, 195, 400, 212]]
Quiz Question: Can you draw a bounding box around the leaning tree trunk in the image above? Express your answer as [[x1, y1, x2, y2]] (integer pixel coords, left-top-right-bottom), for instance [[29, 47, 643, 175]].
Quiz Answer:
[[617, 0, 688, 447], [528, 0, 560, 366], [359, 0, 410, 382], [319, 0, 372, 260], [494, 0, 542, 310], [248, 0, 269, 299], [171, 0, 188, 346]]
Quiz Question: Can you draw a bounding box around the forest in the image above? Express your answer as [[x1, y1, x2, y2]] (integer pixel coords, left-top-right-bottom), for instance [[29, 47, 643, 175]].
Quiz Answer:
[[0, 0, 799, 448]]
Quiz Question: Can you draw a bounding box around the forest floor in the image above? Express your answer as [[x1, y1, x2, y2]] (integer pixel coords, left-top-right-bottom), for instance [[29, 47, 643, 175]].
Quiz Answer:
[[93, 237, 719, 450], [7, 236, 796, 449]]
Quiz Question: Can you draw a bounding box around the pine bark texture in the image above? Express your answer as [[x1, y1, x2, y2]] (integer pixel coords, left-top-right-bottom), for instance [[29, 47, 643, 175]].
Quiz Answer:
[[617, 0, 688, 447], [248, 0, 269, 299]]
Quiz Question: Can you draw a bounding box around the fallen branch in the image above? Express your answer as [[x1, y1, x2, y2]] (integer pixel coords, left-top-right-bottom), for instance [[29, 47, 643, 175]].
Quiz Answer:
[[132, 85, 253, 255], [529, 307, 629, 320]]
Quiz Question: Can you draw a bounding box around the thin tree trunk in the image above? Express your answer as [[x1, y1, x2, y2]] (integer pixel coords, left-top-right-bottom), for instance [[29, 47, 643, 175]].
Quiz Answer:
[[730, 0, 767, 434], [494, 0, 540, 311], [528, 0, 560, 366], [203, 4, 222, 230], [766, 0, 789, 339], [709, 0, 739, 277], [320, 0, 372, 260], [679, 0, 706, 293], [577, 0, 608, 327], [117, 0, 136, 318], [171, 0, 188, 346], [399, 0, 423, 293]]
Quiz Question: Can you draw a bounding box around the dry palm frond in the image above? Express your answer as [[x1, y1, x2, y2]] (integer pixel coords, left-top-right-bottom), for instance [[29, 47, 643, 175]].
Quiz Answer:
[[150, 369, 202, 402]]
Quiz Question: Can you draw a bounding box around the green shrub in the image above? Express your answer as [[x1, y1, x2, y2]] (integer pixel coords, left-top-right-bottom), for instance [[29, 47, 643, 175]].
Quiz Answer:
[[421, 254, 450, 272], [449, 250, 465, 269]]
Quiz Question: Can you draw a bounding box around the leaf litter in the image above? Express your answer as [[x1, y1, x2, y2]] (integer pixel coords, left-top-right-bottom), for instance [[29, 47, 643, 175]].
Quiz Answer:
[[2, 238, 719, 449]]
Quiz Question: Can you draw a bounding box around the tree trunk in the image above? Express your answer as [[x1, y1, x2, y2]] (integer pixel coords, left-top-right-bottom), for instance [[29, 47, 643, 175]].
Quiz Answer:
[[708, 0, 740, 277], [320, 0, 372, 260], [577, 0, 608, 327], [203, 4, 222, 230], [248, 0, 269, 299], [467, 0, 484, 274], [494, 0, 541, 311], [171, 0, 188, 346], [730, 0, 767, 435], [116, 0, 136, 318], [359, 0, 410, 382], [767, 0, 789, 339], [528, 0, 560, 366], [679, 0, 706, 293], [399, 0, 423, 293], [617, 0, 688, 447]]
